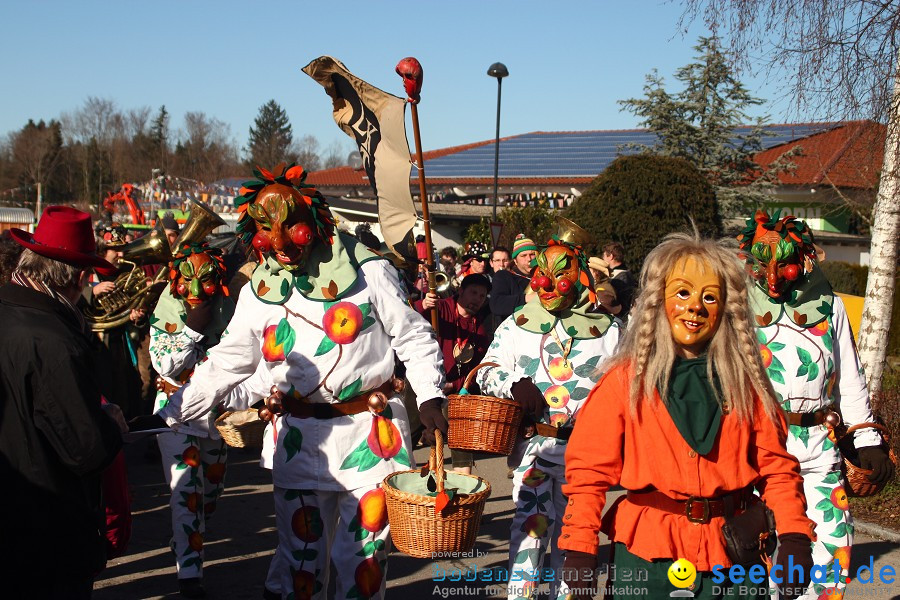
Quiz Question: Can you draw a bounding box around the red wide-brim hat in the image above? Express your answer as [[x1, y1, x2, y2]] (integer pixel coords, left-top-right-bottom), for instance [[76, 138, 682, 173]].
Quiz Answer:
[[9, 205, 115, 271]]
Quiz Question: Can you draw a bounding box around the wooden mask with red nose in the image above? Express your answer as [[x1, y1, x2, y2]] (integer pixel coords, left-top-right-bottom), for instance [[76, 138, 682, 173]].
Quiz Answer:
[[530, 245, 580, 312], [169, 245, 226, 306], [247, 183, 316, 270], [737, 210, 817, 301]]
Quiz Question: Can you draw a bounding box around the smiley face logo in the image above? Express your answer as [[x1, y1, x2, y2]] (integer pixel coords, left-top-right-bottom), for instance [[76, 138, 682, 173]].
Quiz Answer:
[[667, 558, 697, 589]]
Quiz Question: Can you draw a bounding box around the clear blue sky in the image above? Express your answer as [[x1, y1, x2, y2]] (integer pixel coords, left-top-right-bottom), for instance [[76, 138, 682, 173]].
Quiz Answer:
[[0, 1, 813, 160]]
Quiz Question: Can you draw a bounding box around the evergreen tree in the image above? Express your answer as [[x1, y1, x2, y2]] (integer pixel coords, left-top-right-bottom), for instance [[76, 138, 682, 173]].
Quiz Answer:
[[619, 36, 793, 217], [149, 105, 170, 171], [564, 154, 720, 271], [246, 100, 294, 169]]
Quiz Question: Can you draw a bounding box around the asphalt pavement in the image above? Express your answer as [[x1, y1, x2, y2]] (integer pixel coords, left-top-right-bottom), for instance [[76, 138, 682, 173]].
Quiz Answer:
[[94, 439, 900, 600]]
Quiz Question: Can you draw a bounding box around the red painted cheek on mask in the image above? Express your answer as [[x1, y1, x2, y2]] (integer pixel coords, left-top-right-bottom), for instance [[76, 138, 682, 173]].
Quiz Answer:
[[556, 277, 573, 295], [783, 264, 800, 281], [289, 223, 314, 247], [531, 275, 552, 291], [252, 231, 272, 255], [176, 282, 188, 298], [203, 282, 218, 296]]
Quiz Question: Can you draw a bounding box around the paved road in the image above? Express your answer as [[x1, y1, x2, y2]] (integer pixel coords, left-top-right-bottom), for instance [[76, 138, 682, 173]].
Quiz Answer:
[[95, 439, 900, 599]]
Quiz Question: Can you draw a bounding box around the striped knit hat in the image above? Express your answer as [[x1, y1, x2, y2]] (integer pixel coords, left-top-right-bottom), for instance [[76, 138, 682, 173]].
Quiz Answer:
[[511, 234, 537, 259]]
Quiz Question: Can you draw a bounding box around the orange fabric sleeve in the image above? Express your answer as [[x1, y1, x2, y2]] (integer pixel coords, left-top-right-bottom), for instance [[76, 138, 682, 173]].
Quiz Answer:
[[560, 368, 626, 555]]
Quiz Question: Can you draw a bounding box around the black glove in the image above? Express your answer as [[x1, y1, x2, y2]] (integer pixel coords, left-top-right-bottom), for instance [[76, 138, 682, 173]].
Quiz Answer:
[[511, 378, 546, 421], [185, 300, 214, 333], [560, 551, 598, 599], [858, 446, 895, 485], [775, 533, 813, 600], [127, 413, 167, 432], [418, 398, 448, 446]]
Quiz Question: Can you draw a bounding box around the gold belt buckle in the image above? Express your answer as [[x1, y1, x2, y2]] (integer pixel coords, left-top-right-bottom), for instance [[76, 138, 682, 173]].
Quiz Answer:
[[685, 497, 711, 524]]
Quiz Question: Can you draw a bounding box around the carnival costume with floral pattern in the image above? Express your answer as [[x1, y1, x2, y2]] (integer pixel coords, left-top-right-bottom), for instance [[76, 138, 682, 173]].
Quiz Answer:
[[149, 240, 263, 583], [738, 210, 886, 599], [158, 164, 445, 600], [477, 236, 621, 600]]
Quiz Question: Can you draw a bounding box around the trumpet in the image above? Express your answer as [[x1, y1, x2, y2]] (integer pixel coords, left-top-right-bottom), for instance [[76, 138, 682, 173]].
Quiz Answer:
[[433, 271, 452, 296]]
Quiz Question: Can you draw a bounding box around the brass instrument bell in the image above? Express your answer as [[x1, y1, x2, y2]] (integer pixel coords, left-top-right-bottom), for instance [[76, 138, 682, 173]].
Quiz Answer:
[[555, 216, 594, 248], [173, 198, 226, 250]]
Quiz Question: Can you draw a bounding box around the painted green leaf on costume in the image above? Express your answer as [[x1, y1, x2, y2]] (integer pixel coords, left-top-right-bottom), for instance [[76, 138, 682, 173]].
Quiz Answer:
[[807, 362, 819, 381], [292, 548, 318, 562], [823, 437, 835, 451], [314, 336, 336, 356], [394, 446, 410, 467], [284, 426, 303, 461], [275, 318, 296, 356], [340, 438, 382, 472], [797, 348, 812, 365], [815, 498, 832, 511], [280, 278, 290, 296], [768, 368, 785, 385], [822, 331, 833, 352], [540, 321, 552, 333], [769, 342, 786, 352], [570, 387, 590, 402], [338, 377, 363, 401], [831, 523, 848, 538], [756, 328, 767, 344], [544, 342, 562, 355], [770, 354, 785, 372]]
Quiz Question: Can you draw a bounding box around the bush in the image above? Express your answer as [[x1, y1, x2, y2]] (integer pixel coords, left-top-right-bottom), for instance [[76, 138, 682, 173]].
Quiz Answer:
[[563, 154, 720, 271]]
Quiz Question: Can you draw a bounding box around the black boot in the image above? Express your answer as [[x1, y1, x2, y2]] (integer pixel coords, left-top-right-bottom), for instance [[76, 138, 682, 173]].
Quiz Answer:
[[179, 577, 206, 598]]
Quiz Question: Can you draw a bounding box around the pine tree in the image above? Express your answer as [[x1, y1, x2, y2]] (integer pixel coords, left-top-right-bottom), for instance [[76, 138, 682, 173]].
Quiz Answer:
[[246, 100, 294, 169], [149, 105, 169, 171], [619, 36, 792, 217]]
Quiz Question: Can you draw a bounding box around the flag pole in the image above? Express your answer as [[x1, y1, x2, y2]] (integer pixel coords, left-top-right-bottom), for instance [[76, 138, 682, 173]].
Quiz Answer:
[[396, 57, 439, 331]]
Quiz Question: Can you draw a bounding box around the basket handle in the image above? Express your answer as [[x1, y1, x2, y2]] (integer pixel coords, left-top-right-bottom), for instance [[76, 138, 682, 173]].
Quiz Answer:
[[429, 429, 445, 493], [835, 422, 889, 444], [461, 361, 500, 392]]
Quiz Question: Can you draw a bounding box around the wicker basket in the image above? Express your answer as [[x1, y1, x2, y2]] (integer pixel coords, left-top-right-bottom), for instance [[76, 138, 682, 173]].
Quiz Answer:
[[214, 409, 267, 448], [447, 362, 523, 455], [835, 422, 898, 497], [383, 431, 491, 558]]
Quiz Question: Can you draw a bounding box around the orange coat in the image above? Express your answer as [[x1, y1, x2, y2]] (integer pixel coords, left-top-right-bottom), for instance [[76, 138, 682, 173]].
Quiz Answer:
[[559, 363, 815, 571]]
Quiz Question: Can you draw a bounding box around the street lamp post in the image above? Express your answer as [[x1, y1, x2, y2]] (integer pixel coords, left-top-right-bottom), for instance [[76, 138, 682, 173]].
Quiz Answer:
[[487, 62, 508, 222]]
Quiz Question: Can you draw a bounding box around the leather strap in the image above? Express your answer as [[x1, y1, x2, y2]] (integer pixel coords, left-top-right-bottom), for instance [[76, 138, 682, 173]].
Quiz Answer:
[[284, 381, 393, 419], [787, 408, 828, 427], [533, 422, 572, 440], [626, 488, 749, 524]]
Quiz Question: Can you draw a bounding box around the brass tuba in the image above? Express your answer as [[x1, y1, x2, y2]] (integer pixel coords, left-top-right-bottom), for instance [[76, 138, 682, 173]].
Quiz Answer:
[[85, 227, 173, 331], [555, 216, 594, 248], [86, 199, 227, 331]]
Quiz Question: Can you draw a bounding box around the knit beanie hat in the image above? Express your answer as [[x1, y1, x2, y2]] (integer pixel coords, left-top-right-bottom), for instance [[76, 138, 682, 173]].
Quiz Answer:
[[511, 234, 537, 259]]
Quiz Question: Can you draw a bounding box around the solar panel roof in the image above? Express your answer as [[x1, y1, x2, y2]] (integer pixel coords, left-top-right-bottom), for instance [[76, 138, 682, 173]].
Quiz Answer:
[[423, 124, 836, 179]]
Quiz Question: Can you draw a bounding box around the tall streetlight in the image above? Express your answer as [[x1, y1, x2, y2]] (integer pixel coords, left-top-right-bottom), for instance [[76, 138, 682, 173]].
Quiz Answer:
[[487, 62, 508, 221]]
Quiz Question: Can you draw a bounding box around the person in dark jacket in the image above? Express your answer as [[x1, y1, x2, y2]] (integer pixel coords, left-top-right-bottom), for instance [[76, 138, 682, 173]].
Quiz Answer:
[[489, 234, 538, 328], [0, 206, 125, 600]]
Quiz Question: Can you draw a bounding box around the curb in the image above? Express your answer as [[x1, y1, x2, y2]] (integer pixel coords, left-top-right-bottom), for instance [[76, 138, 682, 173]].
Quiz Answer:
[[854, 519, 900, 543]]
